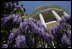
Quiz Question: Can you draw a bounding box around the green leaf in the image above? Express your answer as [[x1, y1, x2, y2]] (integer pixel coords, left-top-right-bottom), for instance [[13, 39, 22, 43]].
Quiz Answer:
[[1, 29, 8, 34], [12, 28, 20, 30]]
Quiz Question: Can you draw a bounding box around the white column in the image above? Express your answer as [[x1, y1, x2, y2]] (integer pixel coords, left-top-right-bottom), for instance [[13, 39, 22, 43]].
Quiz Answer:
[[46, 21, 57, 25], [39, 13, 47, 28], [63, 12, 69, 16], [51, 10, 61, 21]]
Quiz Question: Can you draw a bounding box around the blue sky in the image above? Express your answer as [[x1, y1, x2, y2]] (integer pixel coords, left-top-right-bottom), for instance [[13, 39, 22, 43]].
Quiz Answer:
[[18, 1, 71, 15]]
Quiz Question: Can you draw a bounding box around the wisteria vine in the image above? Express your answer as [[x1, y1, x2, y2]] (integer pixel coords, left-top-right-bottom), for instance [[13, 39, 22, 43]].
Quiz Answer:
[[1, 1, 71, 48]]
